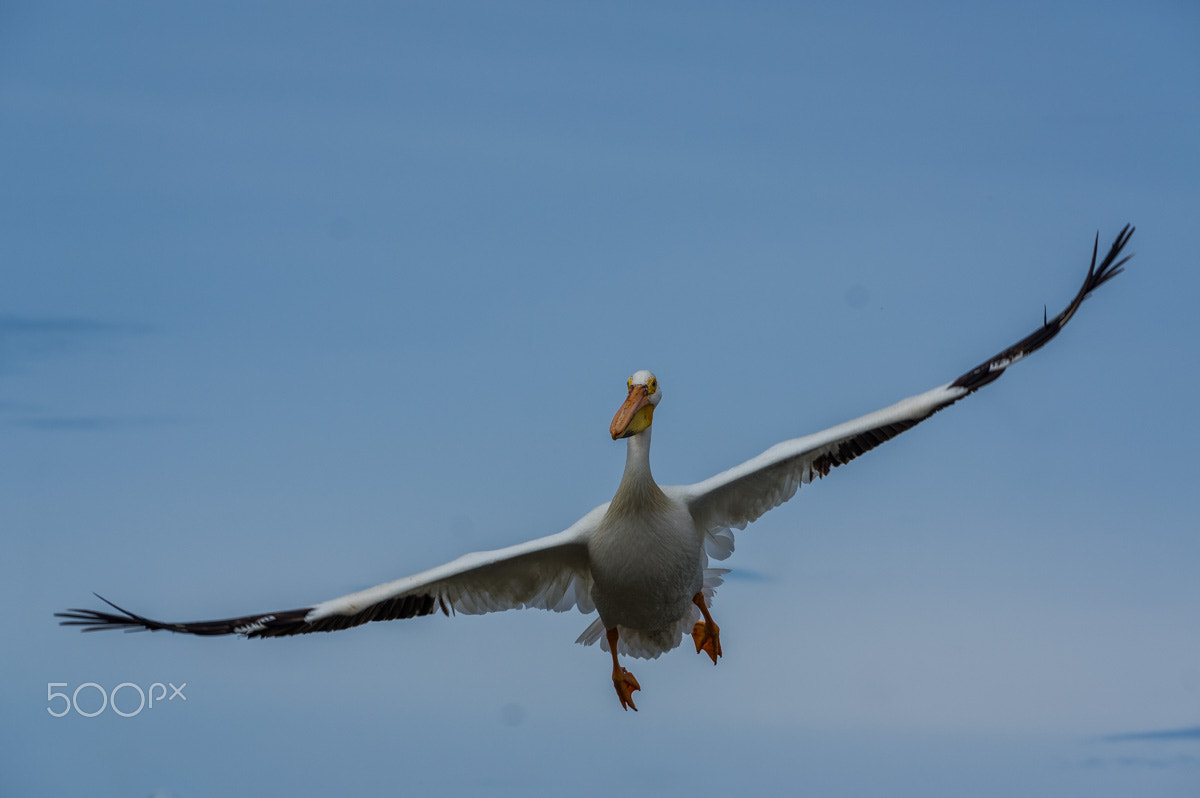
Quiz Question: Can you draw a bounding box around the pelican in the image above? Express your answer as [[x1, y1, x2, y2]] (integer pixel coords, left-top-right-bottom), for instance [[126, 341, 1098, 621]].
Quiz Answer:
[[59, 226, 1134, 711]]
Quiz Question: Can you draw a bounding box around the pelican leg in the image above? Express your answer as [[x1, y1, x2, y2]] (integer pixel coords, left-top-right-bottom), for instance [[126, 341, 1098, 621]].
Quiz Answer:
[[607, 627, 641, 711], [691, 592, 722, 665]]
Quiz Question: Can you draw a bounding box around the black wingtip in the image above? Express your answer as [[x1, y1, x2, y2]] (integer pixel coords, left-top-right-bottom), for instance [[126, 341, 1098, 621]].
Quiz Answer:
[[948, 225, 1134, 394], [55, 592, 182, 633], [94, 592, 131, 615], [1081, 224, 1133, 298]]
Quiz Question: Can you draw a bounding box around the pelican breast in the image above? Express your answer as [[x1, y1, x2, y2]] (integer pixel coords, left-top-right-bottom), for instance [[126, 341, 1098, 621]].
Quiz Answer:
[[587, 477, 703, 632]]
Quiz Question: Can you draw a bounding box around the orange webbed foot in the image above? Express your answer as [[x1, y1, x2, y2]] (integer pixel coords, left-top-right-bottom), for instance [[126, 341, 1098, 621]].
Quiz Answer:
[[691, 592, 723, 665], [612, 667, 641, 711], [691, 620, 722, 664]]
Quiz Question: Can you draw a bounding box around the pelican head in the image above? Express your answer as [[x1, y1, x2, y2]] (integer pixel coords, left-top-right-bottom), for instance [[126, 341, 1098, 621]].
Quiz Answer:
[[610, 369, 661, 440]]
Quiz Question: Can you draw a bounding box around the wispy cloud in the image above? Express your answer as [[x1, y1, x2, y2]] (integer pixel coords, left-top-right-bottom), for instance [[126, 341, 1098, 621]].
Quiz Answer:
[[1078, 724, 1200, 770], [0, 314, 153, 372], [1102, 726, 1200, 743], [13, 414, 181, 432], [0, 316, 152, 335], [1, 315, 164, 429]]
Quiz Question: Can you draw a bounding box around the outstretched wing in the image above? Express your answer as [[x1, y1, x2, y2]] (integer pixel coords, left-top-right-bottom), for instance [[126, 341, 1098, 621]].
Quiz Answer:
[[681, 225, 1134, 555], [57, 506, 605, 638]]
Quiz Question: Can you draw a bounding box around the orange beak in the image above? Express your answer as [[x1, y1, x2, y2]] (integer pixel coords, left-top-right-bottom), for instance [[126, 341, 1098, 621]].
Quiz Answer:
[[610, 384, 654, 439]]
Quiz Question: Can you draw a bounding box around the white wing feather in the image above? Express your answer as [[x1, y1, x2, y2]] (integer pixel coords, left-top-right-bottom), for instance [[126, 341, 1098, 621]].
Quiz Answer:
[[59, 505, 606, 637], [680, 384, 964, 549], [310, 504, 605, 622]]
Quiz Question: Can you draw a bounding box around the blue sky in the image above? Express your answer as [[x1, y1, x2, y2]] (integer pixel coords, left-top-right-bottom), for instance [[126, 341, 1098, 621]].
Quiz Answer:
[[3, 2, 1198, 795]]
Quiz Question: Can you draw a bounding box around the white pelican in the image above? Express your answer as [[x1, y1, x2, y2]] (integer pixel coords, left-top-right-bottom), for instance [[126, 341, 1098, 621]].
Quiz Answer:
[[59, 226, 1134, 711]]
